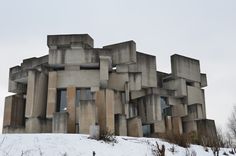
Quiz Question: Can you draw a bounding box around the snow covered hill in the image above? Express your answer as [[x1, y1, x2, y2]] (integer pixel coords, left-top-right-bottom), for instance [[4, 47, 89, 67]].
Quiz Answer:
[[0, 134, 232, 156]]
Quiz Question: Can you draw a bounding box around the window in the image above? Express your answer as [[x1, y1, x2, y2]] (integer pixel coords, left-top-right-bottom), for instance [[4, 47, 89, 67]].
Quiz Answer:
[[160, 96, 171, 118], [57, 89, 67, 112]]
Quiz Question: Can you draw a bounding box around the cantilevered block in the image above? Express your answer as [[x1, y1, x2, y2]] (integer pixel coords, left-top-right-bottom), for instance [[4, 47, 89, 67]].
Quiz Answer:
[[171, 54, 201, 82], [99, 56, 111, 88], [103, 40, 136, 65], [187, 86, 204, 105]]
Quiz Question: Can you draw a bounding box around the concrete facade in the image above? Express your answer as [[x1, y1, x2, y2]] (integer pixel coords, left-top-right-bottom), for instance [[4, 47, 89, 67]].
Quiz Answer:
[[2, 34, 216, 138]]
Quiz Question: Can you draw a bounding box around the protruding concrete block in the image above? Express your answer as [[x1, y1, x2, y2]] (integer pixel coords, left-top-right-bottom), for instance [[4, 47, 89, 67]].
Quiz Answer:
[[127, 117, 143, 137], [187, 86, 204, 105], [3, 95, 25, 127], [115, 114, 127, 136], [171, 104, 188, 117], [47, 71, 57, 118], [103, 41, 136, 65], [153, 120, 166, 133], [96, 89, 115, 133], [26, 70, 48, 118], [200, 73, 207, 87], [99, 56, 111, 88], [47, 34, 94, 48], [52, 112, 68, 133], [108, 72, 129, 91], [128, 52, 157, 88], [171, 54, 201, 82], [79, 100, 96, 134]]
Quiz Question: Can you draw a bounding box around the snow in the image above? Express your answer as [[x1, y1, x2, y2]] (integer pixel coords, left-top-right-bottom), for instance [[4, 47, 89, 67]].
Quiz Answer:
[[0, 134, 232, 156]]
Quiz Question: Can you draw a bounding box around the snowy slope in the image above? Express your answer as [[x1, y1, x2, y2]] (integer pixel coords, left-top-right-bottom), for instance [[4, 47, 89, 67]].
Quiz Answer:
[[0, 134, 232, 156]]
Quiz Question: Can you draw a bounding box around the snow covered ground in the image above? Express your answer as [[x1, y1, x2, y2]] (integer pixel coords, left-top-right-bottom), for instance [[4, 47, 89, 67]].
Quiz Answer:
[[0, 134, 233, 156]]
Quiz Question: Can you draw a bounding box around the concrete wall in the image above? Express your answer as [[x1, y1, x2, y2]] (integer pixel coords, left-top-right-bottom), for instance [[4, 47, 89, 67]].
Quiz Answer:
[[187, 86, 204, 105], [25, 70, 48, 118], [127, 117, 143, 137], [67, 86, 76, 133], [115, 114, 127, 136], [95, 89, 115, 133], [3, 95, 25, 127], [171, 54, 201, 82], [103, 41, 136, 65], [52, 112, 68, 133]]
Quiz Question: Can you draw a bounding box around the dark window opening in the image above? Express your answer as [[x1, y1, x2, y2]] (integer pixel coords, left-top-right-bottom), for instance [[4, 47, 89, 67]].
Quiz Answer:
[[161, 96, 171, 118], [56, 89, 67, 112]]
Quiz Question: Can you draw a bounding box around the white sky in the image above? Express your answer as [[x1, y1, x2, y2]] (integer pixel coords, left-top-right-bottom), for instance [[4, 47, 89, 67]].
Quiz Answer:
[[0, 0, 236, 132]]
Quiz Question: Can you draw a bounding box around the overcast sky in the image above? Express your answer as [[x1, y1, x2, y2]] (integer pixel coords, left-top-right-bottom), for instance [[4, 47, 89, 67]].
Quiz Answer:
[[0, 0, 236, 132]]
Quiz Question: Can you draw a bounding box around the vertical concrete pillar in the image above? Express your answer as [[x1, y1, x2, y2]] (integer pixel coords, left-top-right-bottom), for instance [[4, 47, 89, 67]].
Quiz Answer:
[[99, 56, 111, 88], [172, 117, 183, 135], [115, 114, 127, 136], [67, 86, 76, 133], [79, 101, 96, 134], [26, 70, 48, 118], [46, 71, 57, 118], [96, 89, 115, 133]]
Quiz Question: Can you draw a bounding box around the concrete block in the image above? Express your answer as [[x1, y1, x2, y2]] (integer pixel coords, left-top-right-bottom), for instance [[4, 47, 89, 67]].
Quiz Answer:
[[103, 40, 136, 65], [165, 116, 172, 131], [89, 125, 100, 139], [187, 86, 204, 105], [79, 100, 96, 134], [183, 120, 197, 133], [172, 117, 183, 134], [26, 70, 48, 118], [163, 78, 187, 97], [99, 56, 111, 88], [114, 91, 122, 114], [47, 34, 94, 48], [52, 112, 68, 133], [108, 72, 129, 91], [67, 86, 76, 133], [57, 70, 100, 88], [127, 117, 143, 137], [130, 90, 145, 99], [115, 114, 127, 136], [153, 120, 166, 133], [25, 118, 41, 133], [116, 64, 128, 73], [201, 73, 207, 87], [47, 71, 57, 118], [171, 54, 201, 82], [128, 52, 157, 88], [171, 104, 188, 117], [196, 119, 216, 138], [96, 89, 115, 133], [129, 73, 142, 91], [3, 95, 25, 127]]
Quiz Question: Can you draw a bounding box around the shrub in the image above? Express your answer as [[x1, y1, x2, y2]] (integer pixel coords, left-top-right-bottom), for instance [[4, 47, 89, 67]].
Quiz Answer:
[[99, 129, 117, 144]]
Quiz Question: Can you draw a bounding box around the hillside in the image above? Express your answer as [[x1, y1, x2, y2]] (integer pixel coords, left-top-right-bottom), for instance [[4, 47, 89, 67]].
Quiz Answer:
[[0, 134, 232, 156]]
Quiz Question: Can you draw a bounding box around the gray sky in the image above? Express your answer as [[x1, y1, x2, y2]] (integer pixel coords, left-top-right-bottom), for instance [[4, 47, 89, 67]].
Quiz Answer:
[[0, 0, 236, 132]]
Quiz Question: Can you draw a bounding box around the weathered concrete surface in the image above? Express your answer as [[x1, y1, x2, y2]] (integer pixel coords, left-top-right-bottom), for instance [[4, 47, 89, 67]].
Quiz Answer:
[[67, 86, 76, 133], [127, 117, 143, 137], [171, 54, 201, 82], [172, 117, 183, 134], [187, 86, 204, 105], [3, 95, 25, 127], [96, 89, 115, 133], [46, 71, 57, 118], [103, 41, 136, 65], [115, 114, 127, 136], [153, 120, 166, 133], [52, 112, 68, 133], [57, 70, 100, 88], [25, 70, 48, 118], [79, 100, 96, 134]]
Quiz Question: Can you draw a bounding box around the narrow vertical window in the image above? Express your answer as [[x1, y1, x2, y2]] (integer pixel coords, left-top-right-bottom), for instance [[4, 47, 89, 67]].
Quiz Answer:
[[57, 89, 67, 112]]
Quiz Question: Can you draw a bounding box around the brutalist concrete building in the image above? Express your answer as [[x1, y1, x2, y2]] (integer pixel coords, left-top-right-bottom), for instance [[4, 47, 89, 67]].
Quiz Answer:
[[2, 34, 216, 137]]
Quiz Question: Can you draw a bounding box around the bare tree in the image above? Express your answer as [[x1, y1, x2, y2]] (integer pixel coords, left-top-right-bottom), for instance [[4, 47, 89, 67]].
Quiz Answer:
[[228, 105, 236, 140]]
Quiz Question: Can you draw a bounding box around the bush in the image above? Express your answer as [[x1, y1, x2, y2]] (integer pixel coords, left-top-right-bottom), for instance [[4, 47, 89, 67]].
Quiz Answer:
[[99, 129, 117, 143]]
